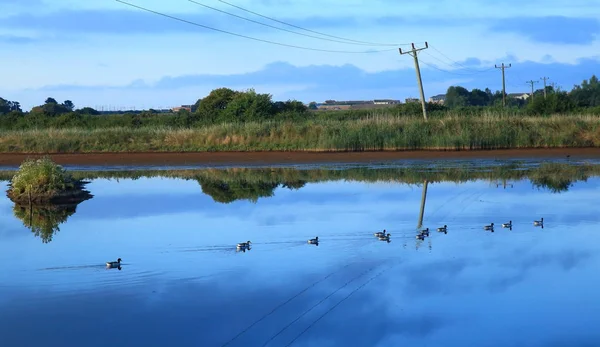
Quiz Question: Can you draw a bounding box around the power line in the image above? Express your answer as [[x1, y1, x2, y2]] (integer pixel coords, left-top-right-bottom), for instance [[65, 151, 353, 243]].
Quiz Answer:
[[220, 262, 355, 347], [189, 0, 398, 47], [260, 264, 379, 347], [284, 263, 396, 347], [428, 44, 495, 73], [421, 52, 492, 76], [115, 0, 396, 54], [215, 0, 412, 47]]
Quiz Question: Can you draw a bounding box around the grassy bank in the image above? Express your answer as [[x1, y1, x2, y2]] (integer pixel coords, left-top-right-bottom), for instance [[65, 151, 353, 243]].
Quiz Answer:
[[1, 114, 600, 153]]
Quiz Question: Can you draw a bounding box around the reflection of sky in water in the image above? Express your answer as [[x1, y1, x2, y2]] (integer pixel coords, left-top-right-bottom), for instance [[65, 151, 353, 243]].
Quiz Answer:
[[0, 176, 599, 346]]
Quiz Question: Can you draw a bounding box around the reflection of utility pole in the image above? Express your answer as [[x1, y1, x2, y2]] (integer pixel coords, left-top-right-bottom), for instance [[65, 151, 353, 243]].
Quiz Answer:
[[417, 180, 428, 229], [495, 179, 514, 189], [414, 180, 429, 251], [400, 42, 429, 121]]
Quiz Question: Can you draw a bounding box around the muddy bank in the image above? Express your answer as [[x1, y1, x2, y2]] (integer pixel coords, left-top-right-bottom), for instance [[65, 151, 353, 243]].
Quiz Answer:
[[0, 148, 598, 167]]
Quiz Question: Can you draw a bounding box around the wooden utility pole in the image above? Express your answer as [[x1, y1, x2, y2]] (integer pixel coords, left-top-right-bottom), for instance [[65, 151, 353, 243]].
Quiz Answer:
[[526, 80, 538, 100], [400, 42, 429, 120], [495, 63, 511, 107], [541, 76, 550, 99]]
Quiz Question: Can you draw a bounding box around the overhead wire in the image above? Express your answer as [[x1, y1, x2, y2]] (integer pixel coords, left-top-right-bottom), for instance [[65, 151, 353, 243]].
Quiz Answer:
[[114, 0, 396, 54], [214, 0, 412, 47], [284, 263, 397, 346], [421, 51, 494, 76], [188, 0, 403, 47], [428, 44, 495, 73]]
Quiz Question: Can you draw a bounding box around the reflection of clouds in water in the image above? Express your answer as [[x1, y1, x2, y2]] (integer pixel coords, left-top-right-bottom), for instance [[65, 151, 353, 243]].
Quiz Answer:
[[2, 173, 600, 346]]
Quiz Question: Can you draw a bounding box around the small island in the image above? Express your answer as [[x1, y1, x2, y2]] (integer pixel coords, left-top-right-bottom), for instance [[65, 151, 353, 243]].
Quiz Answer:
[[6, 157, 93, 205]]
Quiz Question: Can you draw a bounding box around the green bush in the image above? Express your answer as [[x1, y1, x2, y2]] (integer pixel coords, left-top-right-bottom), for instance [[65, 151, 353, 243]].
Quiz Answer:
[[9, 157, 76, 198]]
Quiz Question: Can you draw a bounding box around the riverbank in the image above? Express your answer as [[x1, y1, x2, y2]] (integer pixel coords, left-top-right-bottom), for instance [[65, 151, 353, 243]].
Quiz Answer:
[[0, 114, 599, 155], [0, 148, 599, 167]]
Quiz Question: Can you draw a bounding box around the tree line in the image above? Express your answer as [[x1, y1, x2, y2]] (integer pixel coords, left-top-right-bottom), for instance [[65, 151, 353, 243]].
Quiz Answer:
[[443, 74, 600, 114], [1, 75, 599, 130]]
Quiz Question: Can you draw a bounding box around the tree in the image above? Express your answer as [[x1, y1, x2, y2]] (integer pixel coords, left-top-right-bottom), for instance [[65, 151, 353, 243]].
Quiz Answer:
[[62, 100, 74, 111], [195, 87, 239, 120], [469, 88, 490, 106], [570, 75, 600, 107], [526, 89, 575, 115], [220, 89, 274, 122], [445, 86, 470, 108], [308, 101, 318, 110], [77, 107, 100, 115], [45, 97, 57, 104], [1, 98, 22, 114]]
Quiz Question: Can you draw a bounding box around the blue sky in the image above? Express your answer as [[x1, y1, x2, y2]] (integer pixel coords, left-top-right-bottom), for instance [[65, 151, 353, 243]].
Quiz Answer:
[[1, 0, 599, 110]]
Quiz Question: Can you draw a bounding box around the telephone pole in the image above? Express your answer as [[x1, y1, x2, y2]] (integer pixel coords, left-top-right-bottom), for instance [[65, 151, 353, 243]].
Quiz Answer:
[[541, 76, 550, 99], [495, 63, 511, 107], [400, 42, 429, 121], [526, 80, 538, 100]]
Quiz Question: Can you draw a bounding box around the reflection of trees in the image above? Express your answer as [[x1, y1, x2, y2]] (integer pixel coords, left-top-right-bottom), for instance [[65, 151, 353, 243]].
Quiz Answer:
[[197, 178, 279, 203], [529, 163, 588, 193], [196, 177, 307, 204], [13, 203, 79, 243]]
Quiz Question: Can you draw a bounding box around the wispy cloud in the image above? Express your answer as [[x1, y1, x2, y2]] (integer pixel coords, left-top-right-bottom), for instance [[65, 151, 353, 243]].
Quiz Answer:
[[490, 16, 600, 45], [0, 35, 38, 44]]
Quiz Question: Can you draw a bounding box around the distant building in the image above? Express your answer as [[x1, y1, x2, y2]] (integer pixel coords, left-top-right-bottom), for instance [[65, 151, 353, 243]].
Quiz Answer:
[[429, 94, 446, 104], [405, 98, 420, 103], [508, 93, 530, 100], [171, 104, 193, 112], [373, 99, 401, 105]]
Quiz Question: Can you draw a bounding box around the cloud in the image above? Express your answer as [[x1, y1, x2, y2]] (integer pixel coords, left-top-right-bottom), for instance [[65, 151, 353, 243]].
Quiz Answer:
[[0, 35, 38, 44], [35, 57, 600, 98], [490, 16, 600, 45]]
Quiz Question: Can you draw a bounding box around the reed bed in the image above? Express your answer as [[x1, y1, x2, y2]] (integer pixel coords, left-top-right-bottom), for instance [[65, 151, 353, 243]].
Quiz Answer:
[[1, 114, 599, 153]]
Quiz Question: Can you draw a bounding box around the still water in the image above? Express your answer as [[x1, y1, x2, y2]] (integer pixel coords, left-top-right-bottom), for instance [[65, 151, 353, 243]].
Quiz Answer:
[[1, 162, 599, 346]]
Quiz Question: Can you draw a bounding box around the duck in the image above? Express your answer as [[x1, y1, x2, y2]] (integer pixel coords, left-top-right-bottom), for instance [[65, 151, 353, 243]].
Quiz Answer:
[[419, 228, 430, 237], [416, 234, 425, 240], [534, 218, 544, 226], [501, 221, 512, 228], [237, 241, 251, 248], [308, 236, 319, 244], [374, 229, 387, 237], [437, 225, 447, 232], [106, 258, 121, 268], [484, 223, 494, 230]]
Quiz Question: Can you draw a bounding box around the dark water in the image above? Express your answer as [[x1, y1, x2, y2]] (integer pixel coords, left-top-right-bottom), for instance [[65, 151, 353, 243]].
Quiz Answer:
[[1, 163, 599, 346]]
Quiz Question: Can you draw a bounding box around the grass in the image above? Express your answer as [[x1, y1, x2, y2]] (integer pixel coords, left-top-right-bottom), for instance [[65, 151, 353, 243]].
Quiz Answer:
[[6, 157, 92, 204], [1, 113, 600, 152]]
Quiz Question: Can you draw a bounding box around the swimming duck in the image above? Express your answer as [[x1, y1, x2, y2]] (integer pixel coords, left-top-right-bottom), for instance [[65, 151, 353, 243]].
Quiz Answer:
[[237, 241, 251, 248], [374, 229, 387, 237], [502, 221, 512, 228], [484, 223, 494, 230], [416, 234, 425, 240], [419, 228, 430, 236], [106, 258, 121, 268], [534, 218, 543, 226], [437, 225, 447, 232], [308, 236, 319, 244], [378, 233, 391, 240]]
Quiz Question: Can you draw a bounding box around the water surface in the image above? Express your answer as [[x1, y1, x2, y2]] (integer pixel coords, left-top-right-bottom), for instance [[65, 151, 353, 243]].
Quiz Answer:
[[1, 162, 599, 347]]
